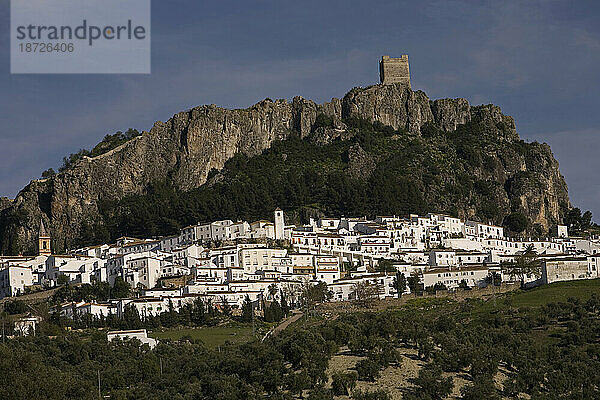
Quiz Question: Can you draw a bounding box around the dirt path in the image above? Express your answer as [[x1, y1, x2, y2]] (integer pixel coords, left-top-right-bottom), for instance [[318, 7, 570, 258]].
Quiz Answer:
[[262, 310, 304, 341]]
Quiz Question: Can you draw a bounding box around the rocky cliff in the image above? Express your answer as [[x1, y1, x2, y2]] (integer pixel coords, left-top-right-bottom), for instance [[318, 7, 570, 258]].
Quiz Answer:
[[0, 84, 571, 254]]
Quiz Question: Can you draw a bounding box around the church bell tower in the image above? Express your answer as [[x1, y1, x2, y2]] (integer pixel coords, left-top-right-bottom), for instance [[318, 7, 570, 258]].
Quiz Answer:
[[38, 220, 52, 256]]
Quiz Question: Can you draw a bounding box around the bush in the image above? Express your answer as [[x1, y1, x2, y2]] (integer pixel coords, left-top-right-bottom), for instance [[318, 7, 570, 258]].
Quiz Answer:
[[4, 299, 29, 315], [331, 371, 357, 395], [356, 356, 381, 382], [307, 385, 333, 400], [504, 212, 529, 233], [313, 113, 335, 131], [460, 377, 500, 400], [56, 275, 69, 285], [409, 363, 454, 399]]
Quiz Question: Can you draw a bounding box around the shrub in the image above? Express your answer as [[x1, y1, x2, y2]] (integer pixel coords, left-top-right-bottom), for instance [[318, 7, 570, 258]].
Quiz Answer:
[[504, 212, 529, 233], [331, 371, 357, 395], [461, 377, 500, 400], [4, 299, 29, 315], [307, 385, 333, 400], [313, 113, 335, 131], [409, 363, 454, 399], [356, 356, 381, 382]]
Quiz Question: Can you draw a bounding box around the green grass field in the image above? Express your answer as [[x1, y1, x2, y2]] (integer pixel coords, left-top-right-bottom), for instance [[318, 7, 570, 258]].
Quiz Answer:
[[507, 278, 600, 307], [149, 325, 256, 348], [467, 278, 600, 316]]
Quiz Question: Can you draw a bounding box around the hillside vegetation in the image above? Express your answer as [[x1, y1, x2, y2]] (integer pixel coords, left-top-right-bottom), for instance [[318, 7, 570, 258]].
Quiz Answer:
[[1, 280, 599, 399]]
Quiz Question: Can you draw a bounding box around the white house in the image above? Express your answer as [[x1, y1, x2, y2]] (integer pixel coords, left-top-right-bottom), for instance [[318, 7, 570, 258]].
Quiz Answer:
[[429, 250, 457, 267], [61, 301, 116, 318], [239, 247, 288, 274], [422, 266, 489, 290], [0, 266, 34, 298], [123, 256, 162, 290], [329, 273, 396, 301], [314, 255, 341, 284], [465, 221, 504, 239], [107, 329, 157, 349], [14, 316, 41, 336], [45, 255, 103, 286]]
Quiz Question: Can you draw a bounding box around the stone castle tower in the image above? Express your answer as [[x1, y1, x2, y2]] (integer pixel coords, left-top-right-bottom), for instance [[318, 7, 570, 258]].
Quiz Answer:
[[379, 55, 411, 87], [38, 220, 51, 256]]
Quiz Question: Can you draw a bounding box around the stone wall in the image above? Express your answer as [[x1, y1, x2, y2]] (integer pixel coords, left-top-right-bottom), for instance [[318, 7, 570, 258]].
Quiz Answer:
[[542, 259, 589, 284]]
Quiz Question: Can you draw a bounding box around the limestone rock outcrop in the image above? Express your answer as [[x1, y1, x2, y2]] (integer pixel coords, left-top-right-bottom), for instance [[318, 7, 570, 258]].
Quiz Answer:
[[0, 83, 571, 254]]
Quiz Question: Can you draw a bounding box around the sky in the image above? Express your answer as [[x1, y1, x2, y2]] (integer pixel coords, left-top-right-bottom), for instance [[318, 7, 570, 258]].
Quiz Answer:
[[0, 0, 599, 221]]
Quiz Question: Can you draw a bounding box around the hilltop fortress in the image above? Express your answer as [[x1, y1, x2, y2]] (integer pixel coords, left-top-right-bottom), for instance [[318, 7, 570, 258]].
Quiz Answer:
[[0, 55, 570, 255], [379, 55, 411, 87]]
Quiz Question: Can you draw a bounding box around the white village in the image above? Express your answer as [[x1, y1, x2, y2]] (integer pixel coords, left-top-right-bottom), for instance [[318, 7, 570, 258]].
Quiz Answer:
[[1, 208, 599, 333]]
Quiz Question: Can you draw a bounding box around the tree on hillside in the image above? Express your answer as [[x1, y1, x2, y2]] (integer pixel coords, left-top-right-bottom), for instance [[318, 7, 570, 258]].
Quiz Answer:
[[376, 259, 396, 273], [240, 295, 254, 323], [41, 168, 56, 179], [122, 304, 141, 329], [264, 300, 285, 323], [352, 389, 391, 400], [301, 281, 332, 310], [485, 271, 502, 287], [356, 356, 381, 382], [407, 363, 454, 400], [267, 283, 278, 300], [460, 377, 500, 400], [565, 208, 594, 233], [352, 280, 381, 307], [4, 299, 29, 315], [504, 212, 529, 235], [56, 275, 69, 285], [502, 244, 541, 288], [111, 277, 131, 299], [407, 273, 423, 296], [220, 296, 232, 317], [331, 371, 357, 395], [393, 271, 407, 298]]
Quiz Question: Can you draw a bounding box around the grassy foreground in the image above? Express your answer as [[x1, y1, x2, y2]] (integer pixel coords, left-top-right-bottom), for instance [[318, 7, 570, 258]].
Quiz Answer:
[[508, 278, 600, 307]]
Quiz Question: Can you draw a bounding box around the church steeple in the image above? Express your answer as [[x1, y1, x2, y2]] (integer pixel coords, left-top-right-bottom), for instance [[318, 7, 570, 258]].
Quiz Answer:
[[38, 220, 51, 256]]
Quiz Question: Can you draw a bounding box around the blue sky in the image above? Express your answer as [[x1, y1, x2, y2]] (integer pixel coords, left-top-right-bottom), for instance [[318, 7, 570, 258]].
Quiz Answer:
[[1, 0, 599, 221]]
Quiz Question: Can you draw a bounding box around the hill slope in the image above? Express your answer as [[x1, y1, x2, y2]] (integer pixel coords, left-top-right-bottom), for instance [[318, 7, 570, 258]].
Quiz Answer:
[[0, 84, 571, 254]]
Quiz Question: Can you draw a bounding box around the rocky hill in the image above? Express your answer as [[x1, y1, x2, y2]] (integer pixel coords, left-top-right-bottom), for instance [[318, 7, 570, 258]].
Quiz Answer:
[[0, 84, 571, 254]]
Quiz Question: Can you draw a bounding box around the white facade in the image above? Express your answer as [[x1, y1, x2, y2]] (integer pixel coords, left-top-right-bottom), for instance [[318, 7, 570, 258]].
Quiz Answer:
[[466, 221, 504, 239], [429, 250, 456, 267], [107, 329, 157, 349], [46, 255, 103, 286], [0, 266, 34, 298], [423, 266, 489, 290]]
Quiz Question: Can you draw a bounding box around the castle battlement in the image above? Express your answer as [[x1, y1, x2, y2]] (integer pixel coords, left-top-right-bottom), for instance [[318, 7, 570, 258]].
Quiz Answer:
[[379, 55, 410, 87]]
